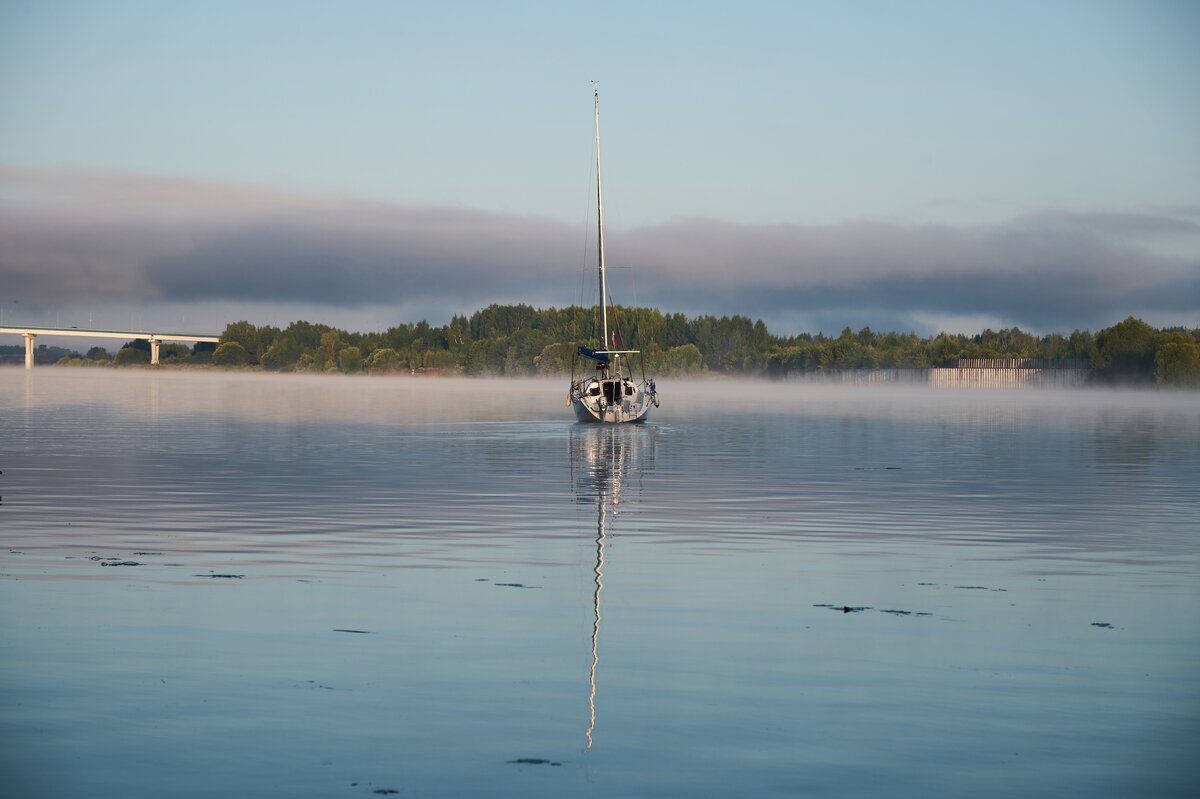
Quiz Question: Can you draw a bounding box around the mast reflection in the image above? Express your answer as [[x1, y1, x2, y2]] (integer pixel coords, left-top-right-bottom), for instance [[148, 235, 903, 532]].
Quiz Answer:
[[588, 495, 606, 749], [570, 424, 656, 749]]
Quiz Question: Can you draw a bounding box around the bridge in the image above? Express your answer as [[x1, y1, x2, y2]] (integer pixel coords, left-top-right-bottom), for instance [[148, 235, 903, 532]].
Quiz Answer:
[[0, 326, 222, 368]]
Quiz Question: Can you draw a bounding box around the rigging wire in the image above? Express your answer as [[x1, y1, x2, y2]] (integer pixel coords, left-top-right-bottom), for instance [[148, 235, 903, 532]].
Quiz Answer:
[[578, 171, 595, 327], [574, 100, 600, 383], [608, 295, 625, 351]]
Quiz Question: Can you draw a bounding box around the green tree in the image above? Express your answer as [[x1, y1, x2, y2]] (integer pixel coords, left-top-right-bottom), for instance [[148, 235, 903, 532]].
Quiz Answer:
[[261, 336, 302, 370], [212, 341, 250, 366], [1155, 333, 1200, 388], [1067, 329, 1096, 361], [470, 304, 538, 339], [1040, 333, 1069, 359], [159, 343, 191, 362], [121, 338, 152, 353], [192, 342, 216, 363], [86, 346, 110, 361], [221, 321, 259, 364], [929, 332, 964, 366], [114, 345, 150, 365], [256, 325, 282, 356], [447, 314, 471, 348], [320, 330, 341, 369], [367, 347, 403, 372], [662, 343, 704, 375], [534, 342, 575, 376], [338, 346, 363, 373], [1094, 316, 1156, 385], [284, 320, 330, 351], [424, 348, 461, 371]]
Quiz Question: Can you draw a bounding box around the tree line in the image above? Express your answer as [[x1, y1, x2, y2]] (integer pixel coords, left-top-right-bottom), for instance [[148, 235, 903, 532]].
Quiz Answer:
[[44, 306, 1200, 387]]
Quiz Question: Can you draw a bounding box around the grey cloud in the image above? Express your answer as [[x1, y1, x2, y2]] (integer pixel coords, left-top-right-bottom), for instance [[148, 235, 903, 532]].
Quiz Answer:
[[148, 214, 575, 307], [618, 213, 1197, 331], [1, 167, 1196, 335]]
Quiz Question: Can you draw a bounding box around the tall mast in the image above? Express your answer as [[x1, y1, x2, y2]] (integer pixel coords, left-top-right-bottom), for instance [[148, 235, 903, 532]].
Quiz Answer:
[[594, 83, 609, 351]]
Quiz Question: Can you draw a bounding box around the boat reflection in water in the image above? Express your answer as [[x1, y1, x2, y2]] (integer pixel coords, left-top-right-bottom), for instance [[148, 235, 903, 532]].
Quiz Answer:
[[569, 424, 657, 749]]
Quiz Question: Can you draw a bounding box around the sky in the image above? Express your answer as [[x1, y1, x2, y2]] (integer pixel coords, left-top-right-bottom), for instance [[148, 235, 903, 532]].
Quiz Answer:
[[1, 0, 1198, 340]]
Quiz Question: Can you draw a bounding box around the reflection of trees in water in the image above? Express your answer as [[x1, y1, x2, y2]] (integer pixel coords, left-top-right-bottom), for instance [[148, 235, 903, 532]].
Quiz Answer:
[[569, 425, 657, 749]]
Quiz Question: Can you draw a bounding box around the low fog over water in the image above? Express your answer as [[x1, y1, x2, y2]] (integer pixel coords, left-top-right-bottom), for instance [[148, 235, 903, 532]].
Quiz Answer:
[[11, 369, 1200, 428]]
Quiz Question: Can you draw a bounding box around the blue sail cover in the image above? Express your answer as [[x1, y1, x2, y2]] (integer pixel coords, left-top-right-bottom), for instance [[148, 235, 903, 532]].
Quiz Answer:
[[578, 345, 610, 364]]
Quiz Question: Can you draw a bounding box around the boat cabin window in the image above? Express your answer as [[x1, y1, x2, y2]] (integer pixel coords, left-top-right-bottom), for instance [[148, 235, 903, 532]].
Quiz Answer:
[[588, 385, 600, 396], [603, 381, 619, 406], [625, 384, 634, 396]]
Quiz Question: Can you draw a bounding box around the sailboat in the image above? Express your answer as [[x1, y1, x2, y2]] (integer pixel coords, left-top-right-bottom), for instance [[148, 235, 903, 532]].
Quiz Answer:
[[569, 86, 659, 424]]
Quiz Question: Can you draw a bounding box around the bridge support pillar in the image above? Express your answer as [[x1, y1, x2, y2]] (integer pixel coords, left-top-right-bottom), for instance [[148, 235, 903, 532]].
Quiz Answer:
[[149, 338, 161, 365], [23, 333, 36, 369]]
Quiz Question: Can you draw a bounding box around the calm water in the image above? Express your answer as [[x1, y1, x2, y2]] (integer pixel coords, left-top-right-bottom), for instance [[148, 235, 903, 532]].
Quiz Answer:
[[1, 370, 1198, 798]]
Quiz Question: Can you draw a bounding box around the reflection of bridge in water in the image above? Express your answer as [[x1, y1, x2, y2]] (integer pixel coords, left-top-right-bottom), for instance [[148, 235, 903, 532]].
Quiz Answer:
[[0, 326, 221, 368]]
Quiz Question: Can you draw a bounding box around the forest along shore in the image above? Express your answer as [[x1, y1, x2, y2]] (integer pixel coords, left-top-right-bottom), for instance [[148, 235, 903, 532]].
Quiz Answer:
[[5, 309, 1197, 388]]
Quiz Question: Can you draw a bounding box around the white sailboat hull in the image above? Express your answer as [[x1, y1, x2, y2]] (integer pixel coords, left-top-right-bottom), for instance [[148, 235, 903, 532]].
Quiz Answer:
[[572, 397, 652, 424], [571, 376, 654, 424]]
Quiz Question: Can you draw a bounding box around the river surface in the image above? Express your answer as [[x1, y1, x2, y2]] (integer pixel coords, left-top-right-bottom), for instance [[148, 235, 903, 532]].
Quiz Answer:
[[1, 370, 1197, 798]]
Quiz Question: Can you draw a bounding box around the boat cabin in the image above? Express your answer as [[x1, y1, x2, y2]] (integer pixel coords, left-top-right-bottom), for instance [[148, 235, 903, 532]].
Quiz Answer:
[[586, 379, 635, 406]]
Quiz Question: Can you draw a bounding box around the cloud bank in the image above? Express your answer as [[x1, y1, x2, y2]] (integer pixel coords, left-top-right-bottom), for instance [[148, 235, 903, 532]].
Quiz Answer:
[[2, 166, 1196, 336]]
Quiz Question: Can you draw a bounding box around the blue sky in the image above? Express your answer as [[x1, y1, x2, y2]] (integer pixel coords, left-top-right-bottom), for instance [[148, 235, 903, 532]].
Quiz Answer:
[[2, 0, 1198, 337]]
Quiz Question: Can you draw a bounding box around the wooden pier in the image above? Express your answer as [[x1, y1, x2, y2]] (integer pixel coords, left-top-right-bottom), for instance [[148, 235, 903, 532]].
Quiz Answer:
[[802, 359, 1092, 388]]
